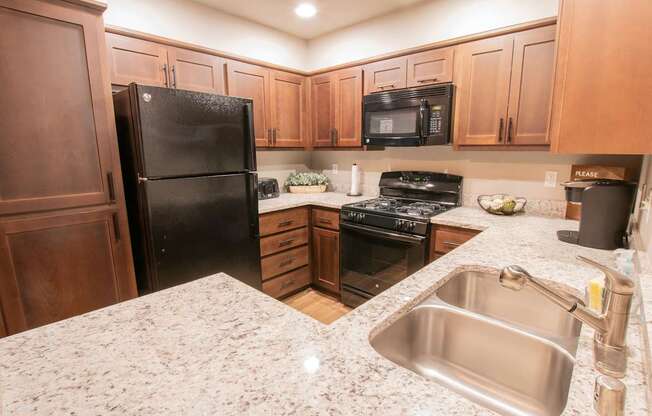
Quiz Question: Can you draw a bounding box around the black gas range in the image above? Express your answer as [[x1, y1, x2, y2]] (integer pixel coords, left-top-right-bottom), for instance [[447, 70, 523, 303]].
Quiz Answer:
[[339, 171, 463, 308]]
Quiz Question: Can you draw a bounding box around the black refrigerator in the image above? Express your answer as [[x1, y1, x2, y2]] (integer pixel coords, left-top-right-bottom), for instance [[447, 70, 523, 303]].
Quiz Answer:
[[113, 84, 261, 294]]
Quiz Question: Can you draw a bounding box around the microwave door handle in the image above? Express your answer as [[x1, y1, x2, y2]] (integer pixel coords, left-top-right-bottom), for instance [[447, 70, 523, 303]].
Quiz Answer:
[[419, 100, 429, 139]]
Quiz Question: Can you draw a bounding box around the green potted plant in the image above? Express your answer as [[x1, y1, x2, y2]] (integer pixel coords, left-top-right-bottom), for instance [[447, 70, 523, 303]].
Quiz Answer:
[[285, 172, 329, 194]]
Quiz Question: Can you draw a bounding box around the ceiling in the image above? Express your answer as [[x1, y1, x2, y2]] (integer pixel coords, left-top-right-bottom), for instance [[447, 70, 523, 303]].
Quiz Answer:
[[192, 0, 425, 39]]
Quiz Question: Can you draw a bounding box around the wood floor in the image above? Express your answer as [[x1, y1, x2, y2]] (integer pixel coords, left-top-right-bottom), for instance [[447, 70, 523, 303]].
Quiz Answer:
[[283, 288, 352, 324]]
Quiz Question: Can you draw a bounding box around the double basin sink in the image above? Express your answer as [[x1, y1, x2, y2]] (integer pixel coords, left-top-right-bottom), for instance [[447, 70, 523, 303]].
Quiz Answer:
[[370, 270, 582, 416]]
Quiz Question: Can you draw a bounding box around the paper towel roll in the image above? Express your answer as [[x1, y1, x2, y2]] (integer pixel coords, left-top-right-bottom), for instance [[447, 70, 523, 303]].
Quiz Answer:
[[349, 164, 361, 196]]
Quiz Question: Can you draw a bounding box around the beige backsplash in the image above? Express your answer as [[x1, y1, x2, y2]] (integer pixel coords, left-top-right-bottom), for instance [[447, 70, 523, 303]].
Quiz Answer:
[[258, 147, 642, 217]]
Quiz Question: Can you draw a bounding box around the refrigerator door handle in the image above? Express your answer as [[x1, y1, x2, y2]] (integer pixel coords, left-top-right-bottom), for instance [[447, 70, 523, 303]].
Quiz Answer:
[[247, 172, 260, 240], [244, 102, 257, 171]]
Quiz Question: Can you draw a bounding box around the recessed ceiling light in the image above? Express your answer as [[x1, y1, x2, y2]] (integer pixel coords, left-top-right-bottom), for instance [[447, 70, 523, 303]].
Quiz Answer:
[[294, 3, 317, 18]]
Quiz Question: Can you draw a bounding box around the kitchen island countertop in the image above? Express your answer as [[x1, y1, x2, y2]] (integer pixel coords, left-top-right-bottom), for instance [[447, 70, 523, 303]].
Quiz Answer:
[[1, 193, 650, 415]]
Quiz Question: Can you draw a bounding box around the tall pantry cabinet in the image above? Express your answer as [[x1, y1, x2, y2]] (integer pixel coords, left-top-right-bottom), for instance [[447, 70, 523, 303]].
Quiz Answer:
[[0, 0, 137, 337]]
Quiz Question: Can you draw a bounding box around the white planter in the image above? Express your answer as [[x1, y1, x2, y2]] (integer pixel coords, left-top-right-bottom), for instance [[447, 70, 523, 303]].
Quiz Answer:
[[288, 185, 327, 194]]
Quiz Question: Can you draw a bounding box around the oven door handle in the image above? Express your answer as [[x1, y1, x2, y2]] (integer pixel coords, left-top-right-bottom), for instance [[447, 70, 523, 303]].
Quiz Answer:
[[340, 222, 426, 245]]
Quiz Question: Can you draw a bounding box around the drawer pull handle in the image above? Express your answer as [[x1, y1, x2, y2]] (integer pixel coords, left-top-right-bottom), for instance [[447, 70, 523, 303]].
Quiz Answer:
[[280, 279, 295, 289], [318, 218, 332, 224], [442, 241, 462, 247], [278, 220, 294, 227], [417, 77, 438, 83], [278, 239, 295, 247], [279, 258, 295, 267]]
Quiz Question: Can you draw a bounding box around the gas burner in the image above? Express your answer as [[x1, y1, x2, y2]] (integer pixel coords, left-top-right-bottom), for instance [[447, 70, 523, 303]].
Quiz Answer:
[[396, 201, 445, 217]]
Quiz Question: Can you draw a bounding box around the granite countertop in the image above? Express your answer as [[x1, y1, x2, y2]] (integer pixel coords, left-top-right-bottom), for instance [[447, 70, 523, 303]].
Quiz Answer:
[[257, 191, 369, 214], [1, 193, 650, 415]]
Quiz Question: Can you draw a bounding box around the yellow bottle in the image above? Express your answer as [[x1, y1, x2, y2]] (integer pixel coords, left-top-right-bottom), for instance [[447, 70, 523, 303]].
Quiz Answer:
[[588, 278, 605, 312]]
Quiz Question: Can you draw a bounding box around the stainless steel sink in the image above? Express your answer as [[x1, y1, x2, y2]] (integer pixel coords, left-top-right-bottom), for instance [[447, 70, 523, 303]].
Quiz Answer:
[[370, 271, 582, 416]]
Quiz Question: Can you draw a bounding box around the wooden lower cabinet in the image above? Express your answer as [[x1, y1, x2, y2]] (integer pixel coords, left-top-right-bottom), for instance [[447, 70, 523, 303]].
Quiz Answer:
[[311, 226, 340, 295], [429, 225, 480, 262], [262, 266, 311, 299], [0, 206, 136, 335]]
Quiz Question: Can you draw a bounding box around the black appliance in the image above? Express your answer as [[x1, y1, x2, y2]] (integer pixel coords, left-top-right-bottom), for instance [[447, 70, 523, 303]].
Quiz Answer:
[[340, 171, 463, 307], [558, 180, 636, 250], [363, 84, 454, 147], [113, 84, 261, 294], [258, 177, 280, 200]]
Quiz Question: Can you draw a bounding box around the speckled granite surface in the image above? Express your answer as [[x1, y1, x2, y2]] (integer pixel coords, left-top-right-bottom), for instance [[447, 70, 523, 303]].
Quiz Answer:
[[258, 191, 368, 214], [1, 196, 650, 415]]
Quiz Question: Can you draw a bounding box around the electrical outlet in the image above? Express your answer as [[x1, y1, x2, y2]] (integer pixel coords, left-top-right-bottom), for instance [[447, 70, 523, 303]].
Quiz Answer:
[[332, 163, 338, 174], [544, 171, 558, 188]]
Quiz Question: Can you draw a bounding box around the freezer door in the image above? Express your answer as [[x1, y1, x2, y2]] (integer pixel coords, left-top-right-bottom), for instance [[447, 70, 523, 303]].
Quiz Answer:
[[134, 84, 256, 178], [143, 173, 261, 291]]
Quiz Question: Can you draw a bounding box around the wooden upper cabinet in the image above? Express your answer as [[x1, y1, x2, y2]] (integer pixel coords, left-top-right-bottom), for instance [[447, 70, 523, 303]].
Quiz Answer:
[[364, 57, 407, 94], [311, 73, 335, 147], [226, 60, 271, 147], [0, 2, 117, 215], [0, 207, 135, 335], [270, 71, 306, 148], [454, 35, 514, 146], [406, 47, 454, 87], [549, 0, 652, 154], [311, 227, 340, 294], [507, 26, 556, 145], [333, 67, 363, 147], [167, 47, 225, 94], [106, 33, 169, 87]]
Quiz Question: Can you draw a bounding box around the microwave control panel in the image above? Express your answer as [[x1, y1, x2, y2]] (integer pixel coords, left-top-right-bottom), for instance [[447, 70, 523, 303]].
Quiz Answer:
[[429, 105, 444, 135]]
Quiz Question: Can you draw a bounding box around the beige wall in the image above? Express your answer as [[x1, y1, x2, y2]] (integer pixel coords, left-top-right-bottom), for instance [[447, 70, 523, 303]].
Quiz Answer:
[[307, 0, 558, 70], [634, 156, 652, 256], [104, 0, 308, 69], [310, 148, 641, 216], [256, 151, 311, 188]]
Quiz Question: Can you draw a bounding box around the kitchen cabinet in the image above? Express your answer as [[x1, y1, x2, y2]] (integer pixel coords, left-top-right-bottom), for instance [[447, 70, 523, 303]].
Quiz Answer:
[[364, 56, 407, 94], [549, 0, 652, 154], [166, 47, 225, 94], [0, 207, 134, 334], [406, 47, 454, 87], [0, 0, 137, 337], [106, 33, 169, 87], [259, 207, 311, 299], [310, 67, 363, 148], [311, 208, 341, 295], [429, 225, 480, 262], [106, 33, 225, 95], [227, 61, 307, 148], [454, 25, 556, 147]]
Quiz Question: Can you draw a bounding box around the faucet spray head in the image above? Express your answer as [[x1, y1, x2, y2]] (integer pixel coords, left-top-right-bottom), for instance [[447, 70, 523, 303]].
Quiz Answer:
[[499, 265, 532, 290]]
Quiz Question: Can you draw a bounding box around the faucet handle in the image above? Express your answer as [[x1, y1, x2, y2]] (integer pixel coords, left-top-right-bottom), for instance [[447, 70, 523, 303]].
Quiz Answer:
[[577, 256, 635, 295]]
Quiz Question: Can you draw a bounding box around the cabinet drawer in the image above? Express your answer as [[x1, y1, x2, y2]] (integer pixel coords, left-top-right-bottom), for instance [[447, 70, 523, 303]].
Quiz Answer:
[[259, 208, 309, 236], [312, 208, 340, 230], [433, 226, 479, 254], [261, 245, 309, 280], [262, 266, 311, 299], [260, 227, 309, 257]]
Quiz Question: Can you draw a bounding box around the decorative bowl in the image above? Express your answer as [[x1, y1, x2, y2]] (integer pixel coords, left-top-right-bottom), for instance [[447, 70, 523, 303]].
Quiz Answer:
[[477, 194, 527, 216], [288, 185, 327, 194]]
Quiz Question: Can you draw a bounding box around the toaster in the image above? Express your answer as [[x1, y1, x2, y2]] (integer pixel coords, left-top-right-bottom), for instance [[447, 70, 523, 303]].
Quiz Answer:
[[258, 177, 280, 200]]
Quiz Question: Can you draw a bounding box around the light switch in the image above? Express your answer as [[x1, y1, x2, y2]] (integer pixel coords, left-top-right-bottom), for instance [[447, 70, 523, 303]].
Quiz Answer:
[[544, 171, 558, 188], [332, 163, 338, 174]]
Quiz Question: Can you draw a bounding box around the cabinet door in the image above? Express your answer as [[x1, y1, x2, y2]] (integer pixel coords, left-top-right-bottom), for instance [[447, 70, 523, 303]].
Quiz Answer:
[[312, 227, 340, 294], [167, 47, 225, 94], [506, 26, 556, 145], [106, 32, 169, 87], [364, 57, 407, 94], [0, 207, 136, 336], [311, 73, 335, 147], [549, 0, 652, 154], [0, 2, 118, 215], [406, 47, 454, 87], [270, 71, 306, 148], [226, 60, 271, 148], [454, 35, 514, 145], [334, 67, 363, 147]]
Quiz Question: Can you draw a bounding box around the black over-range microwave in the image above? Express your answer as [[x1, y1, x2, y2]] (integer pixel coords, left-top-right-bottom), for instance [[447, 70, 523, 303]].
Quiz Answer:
[[363, 83, 454, 146]]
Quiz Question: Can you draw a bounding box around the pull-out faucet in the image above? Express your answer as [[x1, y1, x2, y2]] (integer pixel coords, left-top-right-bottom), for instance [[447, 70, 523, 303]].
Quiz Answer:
[[500, 256, 635, 378]]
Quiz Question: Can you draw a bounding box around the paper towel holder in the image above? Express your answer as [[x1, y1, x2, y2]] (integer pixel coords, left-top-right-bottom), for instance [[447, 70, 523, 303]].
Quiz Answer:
[[347, 163, 362, 196]]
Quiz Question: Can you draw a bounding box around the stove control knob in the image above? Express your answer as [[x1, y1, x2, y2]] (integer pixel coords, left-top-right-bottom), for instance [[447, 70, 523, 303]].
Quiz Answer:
[[410, 222, 416, 231]]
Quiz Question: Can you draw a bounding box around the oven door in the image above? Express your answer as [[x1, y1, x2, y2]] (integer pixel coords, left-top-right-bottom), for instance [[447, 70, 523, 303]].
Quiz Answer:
[[340, 222, 427, 307], [363, 99, 427, 146]]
